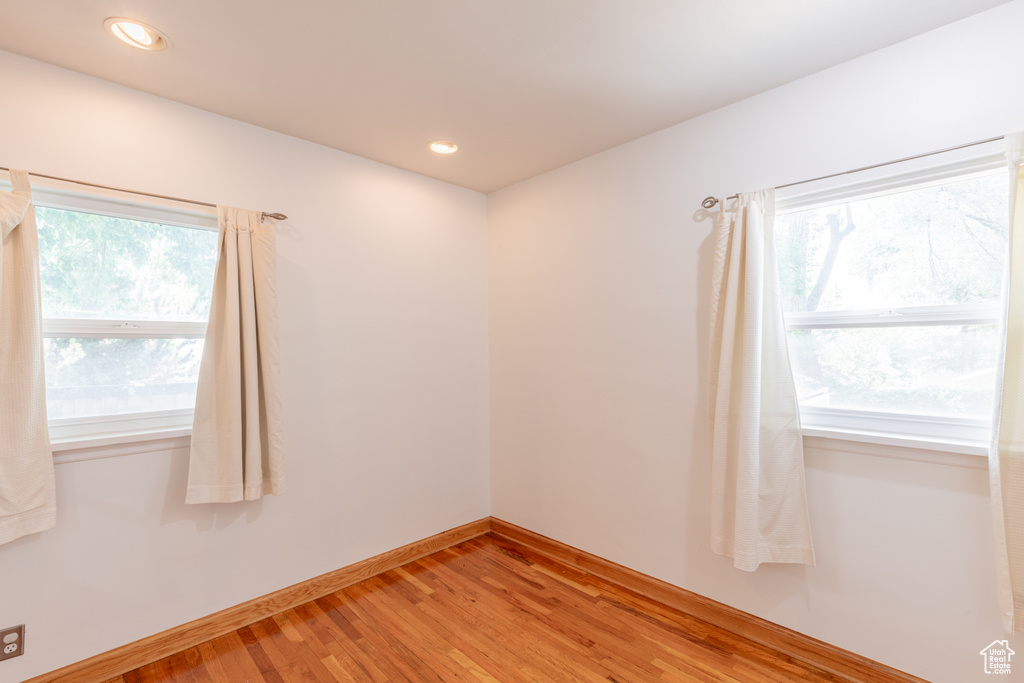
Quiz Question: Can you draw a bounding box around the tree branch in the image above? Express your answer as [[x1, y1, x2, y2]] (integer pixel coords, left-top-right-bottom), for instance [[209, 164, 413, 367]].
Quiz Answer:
[[805, 204, 856, 312]]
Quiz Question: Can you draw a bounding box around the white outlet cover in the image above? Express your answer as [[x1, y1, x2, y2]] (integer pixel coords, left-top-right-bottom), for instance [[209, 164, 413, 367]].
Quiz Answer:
[[2, 632, 17, 644]]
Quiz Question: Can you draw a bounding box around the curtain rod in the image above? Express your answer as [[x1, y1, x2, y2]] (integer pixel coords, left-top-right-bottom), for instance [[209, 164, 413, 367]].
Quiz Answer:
[[700, 135, 1006, 210], [0, 166, 288, 222]]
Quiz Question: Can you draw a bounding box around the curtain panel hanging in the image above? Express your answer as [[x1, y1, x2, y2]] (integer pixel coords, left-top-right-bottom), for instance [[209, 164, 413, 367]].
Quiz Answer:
[[186, 206, 285, 504], [991, 132, 1024, 633], [707, 189, 815, 571], [0, 170, 56, 545]]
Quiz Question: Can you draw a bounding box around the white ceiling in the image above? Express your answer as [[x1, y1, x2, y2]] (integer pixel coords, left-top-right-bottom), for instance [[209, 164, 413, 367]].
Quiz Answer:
[[0, 1, 1011, 193]]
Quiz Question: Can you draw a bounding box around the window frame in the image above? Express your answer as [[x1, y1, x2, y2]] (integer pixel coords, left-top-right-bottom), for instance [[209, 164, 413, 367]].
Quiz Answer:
[[775, 145, 1008, 457], [2, 178, 219, 453]]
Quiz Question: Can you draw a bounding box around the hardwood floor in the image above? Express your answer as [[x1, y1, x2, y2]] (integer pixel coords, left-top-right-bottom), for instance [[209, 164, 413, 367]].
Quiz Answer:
[[102, 534, 856, 682]]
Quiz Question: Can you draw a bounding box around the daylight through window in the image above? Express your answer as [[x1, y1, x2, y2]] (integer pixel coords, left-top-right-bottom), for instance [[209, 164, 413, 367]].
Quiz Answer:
[[31, 196, 218, 443], [775, 155, 1009, 445]]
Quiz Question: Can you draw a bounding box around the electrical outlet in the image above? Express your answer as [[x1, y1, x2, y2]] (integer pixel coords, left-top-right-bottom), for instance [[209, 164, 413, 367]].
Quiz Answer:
[[0, 624, 24, 662]]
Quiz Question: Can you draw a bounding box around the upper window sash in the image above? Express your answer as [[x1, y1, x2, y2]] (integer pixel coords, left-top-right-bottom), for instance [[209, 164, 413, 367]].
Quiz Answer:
[[27, 181, 217, 339], [784, 302, 1000, 329]]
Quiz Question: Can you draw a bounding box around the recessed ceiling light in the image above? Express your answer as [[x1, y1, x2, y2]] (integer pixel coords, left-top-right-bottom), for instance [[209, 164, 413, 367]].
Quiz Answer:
[[104, 17, 170, 51], [429, 141, 459, 155]]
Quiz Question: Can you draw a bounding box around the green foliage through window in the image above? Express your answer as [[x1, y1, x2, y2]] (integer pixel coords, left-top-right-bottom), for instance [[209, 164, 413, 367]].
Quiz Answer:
[[37, 207, 217, 420], [775, 170, 1008, 419]]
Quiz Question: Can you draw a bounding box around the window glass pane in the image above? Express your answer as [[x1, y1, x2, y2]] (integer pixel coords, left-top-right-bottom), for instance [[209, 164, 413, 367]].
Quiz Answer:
[[776, 173, 1008, 313], [44, 338, 204, 419], [37, 207, 218, 321], [787, 325, 998, 417]]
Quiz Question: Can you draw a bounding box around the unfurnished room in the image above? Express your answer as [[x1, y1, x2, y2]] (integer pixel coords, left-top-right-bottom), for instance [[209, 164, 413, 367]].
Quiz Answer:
[[1, 2, 1024, 682]]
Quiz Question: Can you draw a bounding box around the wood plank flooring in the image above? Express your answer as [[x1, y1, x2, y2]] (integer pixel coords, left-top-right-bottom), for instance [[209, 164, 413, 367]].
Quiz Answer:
[[101, 534, 853, 682]]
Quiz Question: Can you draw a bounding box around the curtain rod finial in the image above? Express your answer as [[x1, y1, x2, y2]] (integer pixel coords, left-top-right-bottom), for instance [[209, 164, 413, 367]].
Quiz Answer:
[[701, 196, 719, 209]]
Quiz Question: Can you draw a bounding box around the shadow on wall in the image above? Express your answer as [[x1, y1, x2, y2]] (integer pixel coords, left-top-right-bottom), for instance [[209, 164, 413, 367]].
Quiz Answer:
[[683, 204, 813, 610], [158, 237, 320, 533], [159, 447, 264, 531], [682, 207, 716, 586]]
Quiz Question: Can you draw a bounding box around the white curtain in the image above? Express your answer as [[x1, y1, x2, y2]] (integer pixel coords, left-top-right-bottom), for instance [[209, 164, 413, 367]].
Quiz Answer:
[[0, 170, 56, 544], [708, 189, 815, 571], [186, 207, 285, 504], [991, 132, 1024, 633]]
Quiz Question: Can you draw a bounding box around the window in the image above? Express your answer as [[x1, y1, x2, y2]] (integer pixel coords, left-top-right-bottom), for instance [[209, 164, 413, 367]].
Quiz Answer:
[[775, 151, 1009, 448], [18, 184, 219, 447]]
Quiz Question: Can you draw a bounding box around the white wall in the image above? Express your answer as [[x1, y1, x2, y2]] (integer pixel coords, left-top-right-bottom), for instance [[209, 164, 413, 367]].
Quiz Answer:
[[0, 50, 490, 680], [487, 2, 1024, 682]]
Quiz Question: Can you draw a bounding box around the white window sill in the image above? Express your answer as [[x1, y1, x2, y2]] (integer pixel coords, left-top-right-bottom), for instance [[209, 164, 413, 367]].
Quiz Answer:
[[50, 426, 987, 469], [48, 409, 194, 464], [797, 406, 990, 469], [51, 427, 192, 465], [47, 420, 988, 470], [802, 427, 988, 469]]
